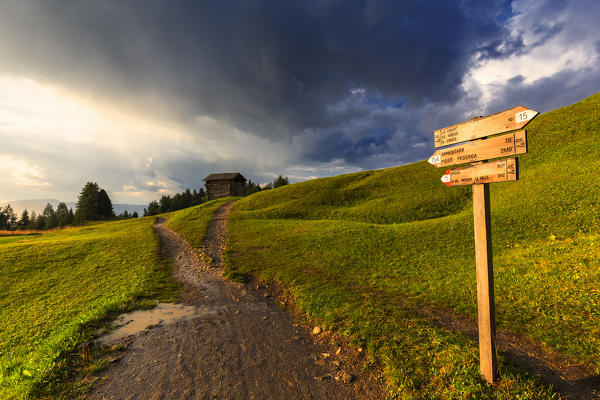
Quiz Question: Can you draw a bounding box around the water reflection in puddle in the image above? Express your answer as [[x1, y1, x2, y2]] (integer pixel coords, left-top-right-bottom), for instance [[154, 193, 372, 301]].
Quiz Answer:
[[98, 303, 214, 344]]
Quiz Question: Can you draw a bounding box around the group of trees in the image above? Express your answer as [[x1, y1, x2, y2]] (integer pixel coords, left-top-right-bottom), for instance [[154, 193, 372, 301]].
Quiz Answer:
[[0, 205, 19, 230], [143, 175, 289, 216], [144, 188, 207, 216], [3, 175, 291, 231], [0, 182, 117, 232], [245, 175, 289, 195], [118, 210, 139, 219], [76, 182, 139, 220], [0, 202, 75, 231]]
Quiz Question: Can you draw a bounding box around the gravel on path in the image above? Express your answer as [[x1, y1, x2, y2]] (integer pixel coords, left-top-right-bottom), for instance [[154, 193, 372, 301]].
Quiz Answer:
[[87, 202, 386, 400]]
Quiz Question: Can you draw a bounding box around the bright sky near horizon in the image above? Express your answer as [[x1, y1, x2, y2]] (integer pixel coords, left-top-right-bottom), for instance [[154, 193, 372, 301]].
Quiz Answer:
[[1, 0, 599, 204]]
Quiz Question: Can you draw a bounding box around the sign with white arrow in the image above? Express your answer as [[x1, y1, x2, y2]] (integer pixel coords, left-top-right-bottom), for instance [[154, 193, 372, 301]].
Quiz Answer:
[[428, 130, 527, 168], [434, 106, 537, 148], [440, 158, 518, 187]]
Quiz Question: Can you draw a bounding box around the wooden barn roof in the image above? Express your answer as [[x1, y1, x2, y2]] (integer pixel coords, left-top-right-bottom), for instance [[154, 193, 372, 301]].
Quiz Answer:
[[203, 172, 246, 182]]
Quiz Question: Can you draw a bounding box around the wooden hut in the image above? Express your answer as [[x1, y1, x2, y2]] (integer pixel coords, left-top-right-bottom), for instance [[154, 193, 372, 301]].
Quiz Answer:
[[204, 172, 246, 200]]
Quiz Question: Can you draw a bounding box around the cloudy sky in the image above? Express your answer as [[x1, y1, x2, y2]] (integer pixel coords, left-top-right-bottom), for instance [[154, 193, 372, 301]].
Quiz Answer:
[[1, 0, 599, 204]]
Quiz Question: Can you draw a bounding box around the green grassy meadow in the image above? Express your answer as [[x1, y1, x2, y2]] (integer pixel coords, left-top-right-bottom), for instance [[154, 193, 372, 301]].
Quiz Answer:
[[224, 93, 600, 398], [165, 198, 235, 249], [2, 92, 598, 399], [0, 199, 235, 399], [0, 217, 179, 399]]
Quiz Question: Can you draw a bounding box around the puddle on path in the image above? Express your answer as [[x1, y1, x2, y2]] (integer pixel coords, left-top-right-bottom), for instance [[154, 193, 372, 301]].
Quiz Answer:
[[98, 303, 215, 344]]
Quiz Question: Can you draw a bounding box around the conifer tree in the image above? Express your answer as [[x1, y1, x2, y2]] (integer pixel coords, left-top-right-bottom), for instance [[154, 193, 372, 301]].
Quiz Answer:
[[7, 205, 17, 230], [0, 205, 8, 230], [159, 195, 171, 213], [146, 201, 160, 216], [75, 182, 114, 221], [35, 213, 46, 230], [43, 203, 58, 229], [18, 209, 30, 230], [273, 175, 289, 188], [28, 211, 37, 230], [56, 202, 69, 227], [245, 180, 262, 195], [97, 189, 114, 219], [76, 182, 101, 220]]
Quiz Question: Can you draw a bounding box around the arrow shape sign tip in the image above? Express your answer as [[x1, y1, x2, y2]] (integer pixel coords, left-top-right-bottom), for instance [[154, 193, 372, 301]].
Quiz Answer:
[[441, 170, 451, 186], [428, 155, 441, 166]]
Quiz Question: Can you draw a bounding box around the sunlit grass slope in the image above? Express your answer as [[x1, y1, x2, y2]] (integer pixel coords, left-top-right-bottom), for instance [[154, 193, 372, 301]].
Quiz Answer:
[[0, 217, 178, 399], [226, 93, 600, 398], [166, 197, 236, 248], [0, 197, 236, 400]]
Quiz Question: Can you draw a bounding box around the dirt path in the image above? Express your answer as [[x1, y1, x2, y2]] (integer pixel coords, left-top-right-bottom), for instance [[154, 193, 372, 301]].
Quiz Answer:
[[87, 203, 385, 400]]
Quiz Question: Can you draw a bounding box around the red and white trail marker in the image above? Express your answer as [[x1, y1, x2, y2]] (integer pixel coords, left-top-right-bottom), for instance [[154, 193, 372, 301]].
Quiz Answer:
[[441, 170, 451, 186], [440, 158, 518, 187]]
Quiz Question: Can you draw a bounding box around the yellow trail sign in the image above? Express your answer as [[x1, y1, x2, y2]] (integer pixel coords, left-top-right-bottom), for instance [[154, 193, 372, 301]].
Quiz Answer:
[[428, 131, 527, 168], [434, 106, 537, 148], [441, 158, 518, 186]]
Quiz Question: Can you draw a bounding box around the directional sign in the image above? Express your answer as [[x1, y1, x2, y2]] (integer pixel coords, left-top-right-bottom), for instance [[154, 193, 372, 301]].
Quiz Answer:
[[441, 158, 518, 186], [434, 106, 537, 148], [428, 130, 527, 168], [429, 104, 533, 384]]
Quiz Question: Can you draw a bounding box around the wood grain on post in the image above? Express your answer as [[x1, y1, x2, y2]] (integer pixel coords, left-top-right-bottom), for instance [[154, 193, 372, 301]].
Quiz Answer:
[[472, 183, 498, 383], [434, 106, 537, 148], [428, 131, 527, 168]]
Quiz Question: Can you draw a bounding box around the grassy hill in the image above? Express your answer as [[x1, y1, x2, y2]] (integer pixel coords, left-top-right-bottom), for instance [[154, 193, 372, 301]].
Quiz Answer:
[[2, 92, 598, 399], [225, 92, 600, 398], [0, 199, 230, 400]]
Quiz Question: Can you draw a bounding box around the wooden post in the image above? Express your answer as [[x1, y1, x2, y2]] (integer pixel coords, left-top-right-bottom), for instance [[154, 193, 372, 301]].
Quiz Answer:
[[472, 183, 498, 383], [431, 105, 536, 384]]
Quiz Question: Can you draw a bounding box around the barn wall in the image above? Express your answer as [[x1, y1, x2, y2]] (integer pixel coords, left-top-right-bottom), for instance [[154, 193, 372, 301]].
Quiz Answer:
[[206, 182, 229, 200], [206, 180, 246, 200], [230, 182, 245, 197]]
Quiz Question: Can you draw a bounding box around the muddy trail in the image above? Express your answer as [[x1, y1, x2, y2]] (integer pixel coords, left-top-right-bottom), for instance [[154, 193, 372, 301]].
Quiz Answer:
[[87, 202, 385, 400], [86, 201, 599, 400]]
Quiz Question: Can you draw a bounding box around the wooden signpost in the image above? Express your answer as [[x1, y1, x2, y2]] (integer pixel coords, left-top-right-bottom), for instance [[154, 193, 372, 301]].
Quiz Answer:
[[429, 131, 527, 168], [440, 158, 518, 186], [430, 106, 538, 383], [434, 106, 537, 148]]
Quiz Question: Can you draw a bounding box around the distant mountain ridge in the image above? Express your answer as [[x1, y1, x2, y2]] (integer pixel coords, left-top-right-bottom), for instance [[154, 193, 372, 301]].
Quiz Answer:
[[1, 199, 146, 217]]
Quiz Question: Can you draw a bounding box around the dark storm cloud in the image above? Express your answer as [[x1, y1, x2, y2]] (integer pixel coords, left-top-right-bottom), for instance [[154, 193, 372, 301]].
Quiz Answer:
[[3, 0, 597, 183], [487, 66, 600, 115], [302, 127, 393, 164], [0, 0, 513, 143]]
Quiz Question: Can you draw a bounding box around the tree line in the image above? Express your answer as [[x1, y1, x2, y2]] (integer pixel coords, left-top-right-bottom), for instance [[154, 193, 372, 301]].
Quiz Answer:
[[143, 175, 290, 216], [143, 188, 207, 216], [0, 203, 74, 231], [245, 175, 289, 195], [0, 182, 127, 231], [2, 174, 291, 230]]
